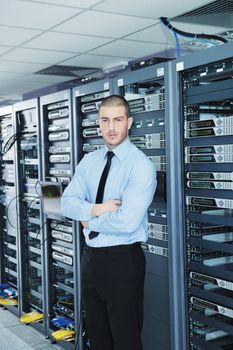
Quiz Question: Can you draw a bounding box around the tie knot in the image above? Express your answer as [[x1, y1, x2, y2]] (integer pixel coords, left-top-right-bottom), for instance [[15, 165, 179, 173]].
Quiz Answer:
[[107, 151, 114, 161]]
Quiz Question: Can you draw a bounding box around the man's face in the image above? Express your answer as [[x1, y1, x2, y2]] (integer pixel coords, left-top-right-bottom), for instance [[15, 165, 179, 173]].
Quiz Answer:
[[99, 105, 133, 149]]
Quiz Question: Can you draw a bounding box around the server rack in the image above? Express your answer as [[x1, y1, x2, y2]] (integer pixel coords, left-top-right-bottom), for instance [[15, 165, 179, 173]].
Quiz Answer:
[[174, 42, 233, 349], [40, 90, 79, 349], [13, 99, 46, 332], [114, 64, 172, 350], [0, 106, 18, 314], [73, 78, 115, 349]]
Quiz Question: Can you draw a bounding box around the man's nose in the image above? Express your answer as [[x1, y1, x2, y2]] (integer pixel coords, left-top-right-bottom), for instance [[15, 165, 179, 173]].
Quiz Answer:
[[108, 120, 115, 130]]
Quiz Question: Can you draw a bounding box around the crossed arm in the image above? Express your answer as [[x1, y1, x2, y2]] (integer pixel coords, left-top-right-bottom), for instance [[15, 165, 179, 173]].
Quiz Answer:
[[61, 155, 156, 234]]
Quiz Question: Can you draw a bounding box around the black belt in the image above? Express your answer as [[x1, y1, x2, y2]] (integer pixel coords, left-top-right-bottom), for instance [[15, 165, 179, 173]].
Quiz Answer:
[[83, 242, 140, 255]]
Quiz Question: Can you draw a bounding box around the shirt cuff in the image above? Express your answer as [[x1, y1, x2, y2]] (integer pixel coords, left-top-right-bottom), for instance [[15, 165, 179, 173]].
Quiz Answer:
[[89, 216, 100, 231]]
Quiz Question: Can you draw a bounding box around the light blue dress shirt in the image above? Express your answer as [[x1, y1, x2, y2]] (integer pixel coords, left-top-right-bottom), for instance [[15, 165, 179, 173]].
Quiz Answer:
[[61, 137, 157, 247]]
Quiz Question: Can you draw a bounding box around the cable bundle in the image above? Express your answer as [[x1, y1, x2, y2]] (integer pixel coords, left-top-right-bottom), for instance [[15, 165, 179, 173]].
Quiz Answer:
[[0, 283, 18, 305], [20, 311, 44, 324], [51, 315, 74, 328], [0, 298, 18, 305], [52, 329, 75, 342]]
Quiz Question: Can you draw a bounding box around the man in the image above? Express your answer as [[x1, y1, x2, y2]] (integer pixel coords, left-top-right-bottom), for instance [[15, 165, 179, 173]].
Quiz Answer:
[[61, 95, 157, 350]]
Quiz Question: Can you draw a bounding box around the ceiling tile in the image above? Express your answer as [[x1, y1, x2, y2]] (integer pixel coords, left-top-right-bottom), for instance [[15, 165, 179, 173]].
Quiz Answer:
[[0, 0, 82, 30], [25, 0, 102, 8], [93, 0, 213, 19], [0, 46, 13, 55], [0, 61, 47, 74], [0, 71, 27, 80], [20, 74, 74, 84], [54, 10, 156, 38], [90, 40, 171, 58], [0, 48, 77, 64], [0, 26, 41, 46], [24, 32, 112, 52], [61, 53, 131, 68]]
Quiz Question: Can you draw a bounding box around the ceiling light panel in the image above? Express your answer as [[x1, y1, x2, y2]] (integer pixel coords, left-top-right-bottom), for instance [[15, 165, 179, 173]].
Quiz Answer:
[[0, 0, 82, 30], [53, 10, 156, 38], [93, 0, 213, 19], [24, 32, 112, 52]]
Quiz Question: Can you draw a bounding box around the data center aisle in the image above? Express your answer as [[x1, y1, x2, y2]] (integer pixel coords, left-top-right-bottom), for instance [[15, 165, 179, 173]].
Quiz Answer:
[[0, 308, 63, 350]]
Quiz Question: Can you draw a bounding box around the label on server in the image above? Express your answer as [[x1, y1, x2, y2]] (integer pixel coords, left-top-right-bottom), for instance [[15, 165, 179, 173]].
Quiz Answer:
[[148, 207, 167, 218], [186, 145, 233, 155], [83, 144, 105, 152], [130, 102, 165, 113], [47, 101, 68, 110], [48, 131, 69, 141], [185, 115, 233, 130], [187, 172, 233, 181], [83, 127, 102, 138], [185, 126, 233, 138], [48, 123, 69, 132], [141, 243, 168, 257], [190, 271, 233, 291], [49, 154, 70, 163], [187, 196, 233, 209], [187, 180, 233, 190], [81, 101, 101, 113], [51, 230, 73, 243], [130, 133, 166, 149], [52, 243, 73, 256], [49, 168, 71, 176], [81, 91, 110, 103], [128, 93, 165, 106], [148, 223, 168, 241], [186, 154, 233, 163], [190, 296, 233, 319], [52, 251, 72, 265], [51, 222, 72, 233], [134, 118, 164, 129], [48, 108, 69, 119], [49, 146, 71, 154], [82, 119, 99, 127]]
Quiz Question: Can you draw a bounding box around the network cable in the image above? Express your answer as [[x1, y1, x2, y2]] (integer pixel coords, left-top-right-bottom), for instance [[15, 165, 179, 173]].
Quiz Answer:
[[160, 17, 228, 53]]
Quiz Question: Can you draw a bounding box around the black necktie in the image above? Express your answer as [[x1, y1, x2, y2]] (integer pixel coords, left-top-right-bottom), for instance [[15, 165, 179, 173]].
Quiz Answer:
[[89, 151, 115, 239]]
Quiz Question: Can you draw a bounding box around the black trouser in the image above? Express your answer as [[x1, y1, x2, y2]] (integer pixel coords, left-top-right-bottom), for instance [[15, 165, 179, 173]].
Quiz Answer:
[[81, 242, 146, 350]]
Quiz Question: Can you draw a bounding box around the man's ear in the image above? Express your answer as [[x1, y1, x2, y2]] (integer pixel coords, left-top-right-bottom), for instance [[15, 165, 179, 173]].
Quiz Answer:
[[128, 116, 133, 130]]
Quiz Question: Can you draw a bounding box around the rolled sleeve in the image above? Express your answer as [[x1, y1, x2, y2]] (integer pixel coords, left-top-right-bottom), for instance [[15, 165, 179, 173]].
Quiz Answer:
[[61, 155, 94, 221]]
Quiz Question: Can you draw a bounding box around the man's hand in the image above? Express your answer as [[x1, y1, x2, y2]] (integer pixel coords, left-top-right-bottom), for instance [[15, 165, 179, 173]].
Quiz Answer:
[[81, 221, 89, 228], [92, 199, 121, 217]]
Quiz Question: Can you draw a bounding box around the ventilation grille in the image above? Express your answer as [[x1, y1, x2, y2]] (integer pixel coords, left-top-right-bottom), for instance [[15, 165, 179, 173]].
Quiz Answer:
[[173, 0, 233, 28], [35, 64, 102, 78]]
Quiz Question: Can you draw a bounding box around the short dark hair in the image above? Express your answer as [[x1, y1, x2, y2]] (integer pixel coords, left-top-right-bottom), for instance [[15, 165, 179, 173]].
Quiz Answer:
[[99, 95, 130, 117]]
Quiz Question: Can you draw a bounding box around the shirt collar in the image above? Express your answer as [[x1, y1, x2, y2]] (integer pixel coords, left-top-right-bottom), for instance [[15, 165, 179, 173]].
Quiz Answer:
[[104, 137, 131, 162]]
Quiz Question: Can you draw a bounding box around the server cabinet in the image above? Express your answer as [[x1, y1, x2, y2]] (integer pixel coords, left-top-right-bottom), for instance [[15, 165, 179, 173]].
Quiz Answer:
[[73, 78, 115, 349], [13, 99, 45, 332], [114, 64, 172, 350], [40, 90, 79, 349], [174, 42, 233, 350], [0, 106, 18, 314]]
